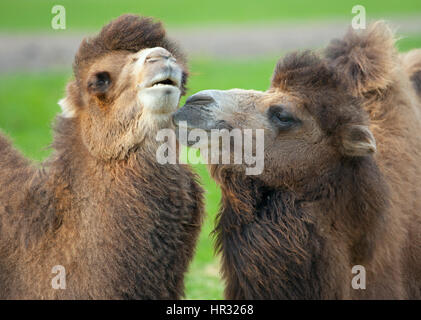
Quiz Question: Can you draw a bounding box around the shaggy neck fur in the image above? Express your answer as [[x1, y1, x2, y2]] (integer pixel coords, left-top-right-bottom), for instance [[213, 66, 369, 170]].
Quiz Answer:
[[211, 157, 389, 299], [0, 116, 203, 299]]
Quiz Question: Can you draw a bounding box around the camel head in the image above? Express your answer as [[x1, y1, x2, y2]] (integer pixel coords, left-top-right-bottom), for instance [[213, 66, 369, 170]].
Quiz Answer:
[[174, 50, 377, 189], [58, 14, 187, 160], [174, 21, 397, 188]]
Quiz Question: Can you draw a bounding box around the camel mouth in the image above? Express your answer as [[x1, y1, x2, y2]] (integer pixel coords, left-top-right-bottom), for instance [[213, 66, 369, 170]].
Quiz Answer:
[[173, 92, 220, 131], [143, 74, 181, 90], [136, 68, 182, 116], [150, 78, 177, 87], [172, 106, 214, 131], [137, 75, 181, 116]]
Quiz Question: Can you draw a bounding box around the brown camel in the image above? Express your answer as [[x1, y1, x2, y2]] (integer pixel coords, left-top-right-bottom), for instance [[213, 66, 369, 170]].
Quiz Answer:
[[0, 14, 204, 299], [173, 22, 421, 299]]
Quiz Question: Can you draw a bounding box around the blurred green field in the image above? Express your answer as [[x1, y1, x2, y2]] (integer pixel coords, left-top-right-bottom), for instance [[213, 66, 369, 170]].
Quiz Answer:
[[1, 33, 421, 298], [0, 0, 420, 31]]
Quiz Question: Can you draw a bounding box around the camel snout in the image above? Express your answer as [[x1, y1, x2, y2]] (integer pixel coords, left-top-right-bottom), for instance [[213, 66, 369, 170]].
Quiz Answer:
[[185, 92, 216, 106], [173, 91, 223, 132], [134, 47, 182, 90], [144, 47, 175, 64]]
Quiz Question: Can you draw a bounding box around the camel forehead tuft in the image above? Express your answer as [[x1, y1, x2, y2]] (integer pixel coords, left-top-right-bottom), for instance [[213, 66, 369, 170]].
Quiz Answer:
[[271, 51, 340, 93], [270, 51, 367, 135], [73, 14, 187, 82]]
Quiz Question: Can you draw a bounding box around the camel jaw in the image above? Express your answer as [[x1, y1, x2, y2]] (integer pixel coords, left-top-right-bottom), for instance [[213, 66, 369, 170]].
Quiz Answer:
[[134, 47, 183, 116], [137, 71, 182, 116]]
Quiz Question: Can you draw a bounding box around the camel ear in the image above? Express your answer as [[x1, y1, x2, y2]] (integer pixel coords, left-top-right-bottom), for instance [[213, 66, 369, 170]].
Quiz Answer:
[[325, 21, 397, 96], [58, 97, 77, 118], [401, 49, 421, 97], [340, 125, 376, 157], [58, 81, 80, 118]]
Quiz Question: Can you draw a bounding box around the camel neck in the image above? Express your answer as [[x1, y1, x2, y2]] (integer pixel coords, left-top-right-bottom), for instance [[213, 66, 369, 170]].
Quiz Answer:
[[214, 159, 390, 298]]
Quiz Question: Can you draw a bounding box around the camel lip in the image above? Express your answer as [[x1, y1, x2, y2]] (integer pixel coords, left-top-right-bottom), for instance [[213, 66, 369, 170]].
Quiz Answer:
[[148, 78, 178, 88], [142, 84, 181, 95], [185, 94, 215, 106], [140, 71, 181, 90], [172, 104, 216, 131], [173, 100, 233, 132], [172, 117, 201, 130], [172, 116, 231, 132], [173, 122, 211, 147], [137, 82, 181, 117]]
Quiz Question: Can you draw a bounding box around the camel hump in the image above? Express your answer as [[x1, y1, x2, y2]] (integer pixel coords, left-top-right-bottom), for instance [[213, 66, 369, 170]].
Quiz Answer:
[[325, 21, 398, 97], [401, 49, 421, 97], [0, 133, 31, 171]]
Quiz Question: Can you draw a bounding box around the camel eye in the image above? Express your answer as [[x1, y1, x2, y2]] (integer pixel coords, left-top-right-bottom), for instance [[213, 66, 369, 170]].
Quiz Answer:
[[88, 71, 111, 94], [268, 105, 300, 130]]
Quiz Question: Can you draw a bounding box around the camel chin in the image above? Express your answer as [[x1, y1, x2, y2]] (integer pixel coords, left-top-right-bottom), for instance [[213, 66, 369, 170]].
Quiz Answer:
[[135, 49, 183, 123], [138, 84, 181, 116]]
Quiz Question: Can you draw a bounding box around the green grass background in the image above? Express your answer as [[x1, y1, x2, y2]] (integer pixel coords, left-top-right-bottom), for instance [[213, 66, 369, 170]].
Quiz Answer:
[[1, 0, 420, 31], [0, 0, 420, 299]]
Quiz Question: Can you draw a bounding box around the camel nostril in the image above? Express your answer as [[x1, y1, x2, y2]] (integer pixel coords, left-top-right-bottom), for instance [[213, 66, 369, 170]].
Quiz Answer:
[[145, 53, 173, 64], [137, 47, 174, 65], [145, 56, 162, 63], [185, 94, 215, 106]]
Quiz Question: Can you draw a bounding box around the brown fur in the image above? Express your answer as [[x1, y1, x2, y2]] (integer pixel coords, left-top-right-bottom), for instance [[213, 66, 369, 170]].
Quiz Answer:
[[179, 21, 421, 299], [0, 15, 204, 299], [325, 21, 398, 97], [74, 14, 188, 95], [401, 49, 421, 98]]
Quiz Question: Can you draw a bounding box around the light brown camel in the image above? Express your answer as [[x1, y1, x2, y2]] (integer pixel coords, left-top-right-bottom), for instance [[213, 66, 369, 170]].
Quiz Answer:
[[0, 14, 204, 299]]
